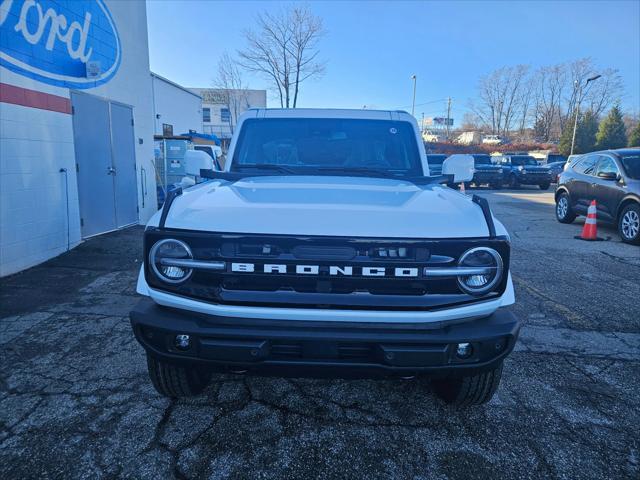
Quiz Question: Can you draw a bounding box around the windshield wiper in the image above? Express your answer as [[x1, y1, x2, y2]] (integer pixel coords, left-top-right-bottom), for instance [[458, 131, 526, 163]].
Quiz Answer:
[[234, 163, 298, 174], [315, 166, 407, 179]]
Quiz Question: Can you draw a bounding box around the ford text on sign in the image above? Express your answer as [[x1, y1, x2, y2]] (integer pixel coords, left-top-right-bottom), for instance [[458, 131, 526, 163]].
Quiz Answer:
[[0, 0, 121, 88]]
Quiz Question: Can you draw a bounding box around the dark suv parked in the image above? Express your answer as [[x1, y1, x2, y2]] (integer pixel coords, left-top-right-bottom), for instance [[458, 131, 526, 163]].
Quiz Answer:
[[555, 148, 640, 244], [425, 154, 446, 176], [471, 154, 503, 188], [494, 154, 553, 189]]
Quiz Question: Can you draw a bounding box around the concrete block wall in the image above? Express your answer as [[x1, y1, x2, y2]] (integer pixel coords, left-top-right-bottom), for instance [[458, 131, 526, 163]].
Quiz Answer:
[[0, 0, 157, 277], [0, 74, 80, 277]]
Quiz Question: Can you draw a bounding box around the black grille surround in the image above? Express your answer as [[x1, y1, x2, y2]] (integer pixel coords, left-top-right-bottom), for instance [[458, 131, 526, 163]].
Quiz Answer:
[[144, 228, 510, 311]]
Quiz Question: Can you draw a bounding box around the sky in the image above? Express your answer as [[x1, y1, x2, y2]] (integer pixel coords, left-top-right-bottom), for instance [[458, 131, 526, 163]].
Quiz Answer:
[[147, 0, 640, 122]]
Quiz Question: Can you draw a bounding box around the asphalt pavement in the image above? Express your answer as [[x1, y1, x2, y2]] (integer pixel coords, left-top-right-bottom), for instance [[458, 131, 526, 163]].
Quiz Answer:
[[1, 188, 639, 479]]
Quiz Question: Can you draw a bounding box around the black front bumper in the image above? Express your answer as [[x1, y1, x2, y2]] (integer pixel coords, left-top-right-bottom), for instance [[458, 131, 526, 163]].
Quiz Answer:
[[517, 174, 552, 184], [473, 172, 503, 184], [130, 298, 520, 378]]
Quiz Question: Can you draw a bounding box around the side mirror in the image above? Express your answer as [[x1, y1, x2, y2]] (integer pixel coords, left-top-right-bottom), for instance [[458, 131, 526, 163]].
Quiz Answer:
[[442, 154, 474, 183], [597, 171, 617, 181], [184, 150, 214, 177]]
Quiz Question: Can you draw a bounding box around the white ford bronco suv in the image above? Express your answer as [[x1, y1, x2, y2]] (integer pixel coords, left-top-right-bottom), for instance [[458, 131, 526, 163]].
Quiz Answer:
[[131, 109, 519, 406]]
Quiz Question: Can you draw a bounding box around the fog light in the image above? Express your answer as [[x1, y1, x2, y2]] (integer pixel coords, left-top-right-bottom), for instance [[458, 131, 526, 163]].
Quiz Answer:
[[174, 334, 191, 350], [456, 342, 473, 359]]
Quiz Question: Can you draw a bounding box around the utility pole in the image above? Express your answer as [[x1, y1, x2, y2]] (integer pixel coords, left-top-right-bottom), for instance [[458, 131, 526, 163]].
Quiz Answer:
[[571, 74, 601, 155], [421, 112, 425, 133], [446, 97, 452, 139], [411, 75, 417, 116]]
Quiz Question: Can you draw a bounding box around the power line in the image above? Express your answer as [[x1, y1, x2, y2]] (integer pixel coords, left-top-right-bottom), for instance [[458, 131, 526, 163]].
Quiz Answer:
[[395, 98, 450, 110]]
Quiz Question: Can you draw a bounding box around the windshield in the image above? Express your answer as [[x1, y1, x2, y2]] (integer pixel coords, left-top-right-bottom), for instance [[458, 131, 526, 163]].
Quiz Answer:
[[426, 155, 447, 165], [512, 156, 538, 166], [472, 154, 492, 165], [231, 118, 423, 176], [547, 154, 566, 163], [620, 155, 640, 179]]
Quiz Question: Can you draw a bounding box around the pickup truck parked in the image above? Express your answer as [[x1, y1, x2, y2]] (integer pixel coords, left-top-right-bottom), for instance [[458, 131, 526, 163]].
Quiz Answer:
[[423, 130, 444, 143], [130, 109, 520, 406], [494, 154, 553, 189]]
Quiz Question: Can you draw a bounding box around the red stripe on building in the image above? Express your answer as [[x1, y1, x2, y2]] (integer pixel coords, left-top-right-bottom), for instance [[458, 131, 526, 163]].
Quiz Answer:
[[0, 82, 72, 114]]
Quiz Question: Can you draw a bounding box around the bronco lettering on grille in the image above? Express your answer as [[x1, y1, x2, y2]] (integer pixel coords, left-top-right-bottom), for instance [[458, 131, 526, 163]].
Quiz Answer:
[[231, 263, 419, 277]]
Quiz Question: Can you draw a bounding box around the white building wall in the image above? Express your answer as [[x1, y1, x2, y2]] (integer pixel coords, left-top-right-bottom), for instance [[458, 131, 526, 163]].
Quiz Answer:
[[0, 0, 156, 276], [189, 88, 267, 141], [0, 102, 78, 274], [151, 73, 202, 136]]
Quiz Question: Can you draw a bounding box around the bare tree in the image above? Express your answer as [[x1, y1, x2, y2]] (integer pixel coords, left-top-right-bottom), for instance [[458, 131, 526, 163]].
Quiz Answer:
[[238, 6, 325, 108], [214, 52, 249, 134], [510, 58, 624, 141], [470, 65, 530, 137], [542, 58, 623, 137], [531, 64, 566, 141], [517, 74, 534, 135], [579, 69, 623, 119], [460, 112, 482, 131]]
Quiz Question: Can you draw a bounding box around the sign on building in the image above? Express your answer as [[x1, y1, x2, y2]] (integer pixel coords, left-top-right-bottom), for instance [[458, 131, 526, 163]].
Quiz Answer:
[[201, 90, 229, 104], [0, 0, 121, 88]]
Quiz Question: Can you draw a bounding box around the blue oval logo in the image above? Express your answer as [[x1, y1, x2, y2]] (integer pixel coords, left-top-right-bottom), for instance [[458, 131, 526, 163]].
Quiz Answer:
[[0, 0, 121, 89]]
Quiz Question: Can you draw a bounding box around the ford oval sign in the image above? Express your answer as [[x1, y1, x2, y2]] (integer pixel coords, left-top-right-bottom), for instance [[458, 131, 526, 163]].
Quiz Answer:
[[0, 0, 121, 89]]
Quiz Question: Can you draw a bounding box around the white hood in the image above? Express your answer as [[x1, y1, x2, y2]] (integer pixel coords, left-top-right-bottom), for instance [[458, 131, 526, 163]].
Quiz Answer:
[[152, 176, 496, 239]]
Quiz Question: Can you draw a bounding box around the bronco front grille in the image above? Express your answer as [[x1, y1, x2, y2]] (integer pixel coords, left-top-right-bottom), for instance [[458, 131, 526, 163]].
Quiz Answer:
[[144, 229, 510, 310]]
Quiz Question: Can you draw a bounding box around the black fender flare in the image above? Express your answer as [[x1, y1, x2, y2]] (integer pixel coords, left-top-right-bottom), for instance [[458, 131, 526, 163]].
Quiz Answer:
[[615, 195, 640, 220]]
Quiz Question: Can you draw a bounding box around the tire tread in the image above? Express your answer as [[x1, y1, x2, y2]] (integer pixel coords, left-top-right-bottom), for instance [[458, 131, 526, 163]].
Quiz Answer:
[[432, 363, 503, 407], [146, 355, 211, 398]]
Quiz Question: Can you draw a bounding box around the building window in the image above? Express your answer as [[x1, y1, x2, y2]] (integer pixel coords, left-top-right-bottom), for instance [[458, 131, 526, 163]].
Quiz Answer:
[[202, 107, 211, 123], [162, 123, 173, 136], [221, 108, 230, 123]]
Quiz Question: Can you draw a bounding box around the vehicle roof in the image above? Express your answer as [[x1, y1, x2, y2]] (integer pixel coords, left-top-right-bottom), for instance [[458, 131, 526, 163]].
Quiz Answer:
[[608, 148, 640, 156], [575, 148, 639, 157], [253, 108, 413, 121]]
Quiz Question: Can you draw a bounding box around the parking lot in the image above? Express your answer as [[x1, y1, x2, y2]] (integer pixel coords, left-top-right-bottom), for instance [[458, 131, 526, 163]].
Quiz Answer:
[[1, 188, 639, 479]]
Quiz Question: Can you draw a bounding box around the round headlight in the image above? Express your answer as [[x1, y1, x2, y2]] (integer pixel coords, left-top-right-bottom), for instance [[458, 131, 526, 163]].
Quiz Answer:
[[149, 239, 193, 283], [457, 247, 503, 295]]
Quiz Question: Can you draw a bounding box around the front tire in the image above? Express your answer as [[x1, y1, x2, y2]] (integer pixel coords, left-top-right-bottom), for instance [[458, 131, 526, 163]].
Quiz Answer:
[[508, 174, 519, 188], [431, 362, 503, 407], [618, 203, 640, 245], [147, 355, 212, 397], [556, 192, 576, 224]]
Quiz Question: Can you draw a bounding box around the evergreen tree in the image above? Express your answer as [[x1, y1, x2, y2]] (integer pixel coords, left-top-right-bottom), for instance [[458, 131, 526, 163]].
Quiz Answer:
[[596, 106, 627, 150], [558, 115, 575, 156], [558, 111, 598, 156], [578, 110, 599, 153], [628, 123, 640, 147]]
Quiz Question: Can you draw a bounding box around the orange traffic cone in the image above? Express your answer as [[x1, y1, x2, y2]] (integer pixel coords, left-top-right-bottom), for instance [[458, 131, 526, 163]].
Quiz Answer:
[[575, 200, 603, 241], [459, 182, 466, 194]]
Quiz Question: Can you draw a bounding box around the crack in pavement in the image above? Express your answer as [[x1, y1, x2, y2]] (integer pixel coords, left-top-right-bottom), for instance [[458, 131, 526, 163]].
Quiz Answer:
[[1, 204, 639, 479]]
